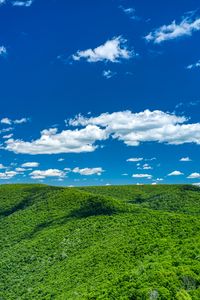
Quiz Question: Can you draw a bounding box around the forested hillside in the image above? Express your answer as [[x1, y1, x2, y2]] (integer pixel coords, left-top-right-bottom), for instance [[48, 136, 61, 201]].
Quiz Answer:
[[1, 184, 200, 299]]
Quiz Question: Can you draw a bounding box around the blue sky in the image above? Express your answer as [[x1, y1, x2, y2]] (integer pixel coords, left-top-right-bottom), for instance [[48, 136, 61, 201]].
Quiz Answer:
[[1, 0, 200, 186]]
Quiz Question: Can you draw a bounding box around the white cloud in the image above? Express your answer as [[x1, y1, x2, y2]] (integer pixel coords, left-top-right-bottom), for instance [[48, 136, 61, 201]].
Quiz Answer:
[[5, 125, 108, 154], [1, 118, 11, 125], [0, 46, 7, 56], [0, 127, 13, 134], [21, 162, 39, 168], [2, 133, 13, 139], [119, 5, 140, 21], [72, 167, 104, 176], [187, 60, 200, 70], [12, 0, 33, 6], [132, 173, 152, 179], [0, 170, 17, 180], [141, 163, 152, 170], [102, 70, 116, 79], [30, 169, 65, 179], [180, 157, 192, 161], [145, 15, 200, 43], [127, 157, 143, 162], [69, 110, 200, 146], [167, 170, 184, 176], [156, 178, 163, 181], [145, 157, 157, 161], [14, 118, 28, 124], [72, 36, 135, 63], [5, 110, 200, 155], [15, 167, 26, 172], [0, 117, 28, 125], [58, 158, 64, 162], [0, 164, 6, 169], [187, 172, 200, 179]]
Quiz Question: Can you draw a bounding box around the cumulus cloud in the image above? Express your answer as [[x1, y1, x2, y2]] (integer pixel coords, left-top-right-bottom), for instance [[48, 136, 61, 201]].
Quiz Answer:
[[0, 170, 17, 180], [6, 125, 107, 154], [0, 164, 6, 169], [21, 162, 39, 168], [167, 170, 184, 176], [72, 167, 104, 176], [187, 172, 200, 179], [180, 157, 192, 161], [30, 169, 65, 179], [72, 36, 135, 63], [132, 173, 152, 179], [12, 0, 33, 6], [5, 110, 200, 155], [127, 157, 143, 162], [187, 60, 200, 70], [145, 14, 200, 43], [69, 110, 200, 146], [1, 118, 11, 125]]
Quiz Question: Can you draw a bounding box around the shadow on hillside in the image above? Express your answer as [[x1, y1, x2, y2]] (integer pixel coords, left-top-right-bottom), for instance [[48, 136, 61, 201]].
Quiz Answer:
[[0, 187, 41, 217], [69, 196, 118, 218], [181, 185, 200, 192], [25, 196, 118, 240], [0, 187, 56, 218]]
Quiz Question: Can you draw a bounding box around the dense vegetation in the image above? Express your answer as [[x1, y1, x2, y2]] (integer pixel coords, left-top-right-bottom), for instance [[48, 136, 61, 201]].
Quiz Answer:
[[0, 184, 200, 299]]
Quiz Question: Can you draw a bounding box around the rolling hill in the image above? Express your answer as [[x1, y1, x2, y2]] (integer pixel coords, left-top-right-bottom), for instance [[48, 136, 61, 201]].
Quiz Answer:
[[1, 184, 200, 299]]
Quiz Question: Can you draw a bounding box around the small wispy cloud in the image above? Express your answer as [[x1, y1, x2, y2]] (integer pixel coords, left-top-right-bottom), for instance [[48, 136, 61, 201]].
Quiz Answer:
[[72, 36, 135, 63], [2, 133, 13, 139], [186, 59, 200, 70], [119, 5, 140, 21], [102, 70, 116, 79], [137, 163, 152, 170], [0, 117, 29, 125], [0, 46, 7, 57], [72, 167, 104, 176], [175, 100, 200, 109], [145, 13, 200, 43], [167, 170, 184, 176], [21, 162, 39, 168], [12, 0, 33, 7], [180, 157, 192, 162], [132, 173, 152, 179], [127, 157, 143, 162]]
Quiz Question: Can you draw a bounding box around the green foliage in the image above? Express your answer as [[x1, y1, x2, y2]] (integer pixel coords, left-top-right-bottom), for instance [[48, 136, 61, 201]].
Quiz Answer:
[[0, 184, 200, 299]]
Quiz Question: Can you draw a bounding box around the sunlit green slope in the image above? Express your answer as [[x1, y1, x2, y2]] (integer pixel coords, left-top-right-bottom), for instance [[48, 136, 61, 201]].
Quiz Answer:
[[0, 184, 200, 299]]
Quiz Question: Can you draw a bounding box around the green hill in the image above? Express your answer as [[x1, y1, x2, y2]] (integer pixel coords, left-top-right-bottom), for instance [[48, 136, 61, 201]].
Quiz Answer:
[[1, 184, 200, 299]]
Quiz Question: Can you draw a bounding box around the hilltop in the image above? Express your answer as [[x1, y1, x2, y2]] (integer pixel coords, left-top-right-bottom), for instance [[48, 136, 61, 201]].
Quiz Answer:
[[1, 184, 200, 299]]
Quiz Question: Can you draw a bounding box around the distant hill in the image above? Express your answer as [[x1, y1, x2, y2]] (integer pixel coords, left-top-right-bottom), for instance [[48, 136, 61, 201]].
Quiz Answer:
[[1, 184, 200, 299]]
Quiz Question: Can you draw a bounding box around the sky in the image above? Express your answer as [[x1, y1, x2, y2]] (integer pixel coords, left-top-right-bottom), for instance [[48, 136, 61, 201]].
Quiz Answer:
[[0, 0, 200, 186]]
